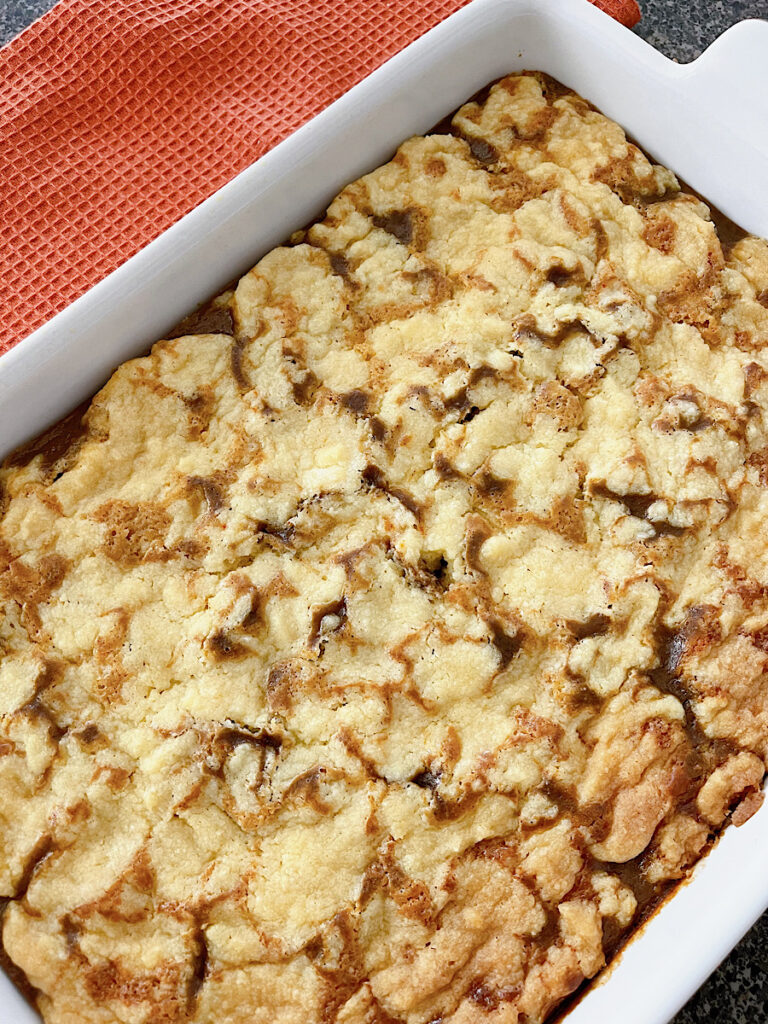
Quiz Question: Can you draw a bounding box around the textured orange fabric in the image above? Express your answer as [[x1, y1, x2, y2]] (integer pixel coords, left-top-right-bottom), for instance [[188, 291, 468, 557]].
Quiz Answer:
[[0, 0, 641, 353]]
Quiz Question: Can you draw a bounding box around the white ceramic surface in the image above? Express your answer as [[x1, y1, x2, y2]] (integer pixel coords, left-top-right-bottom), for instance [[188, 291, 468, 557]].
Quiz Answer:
[[1, 1, 767, 1021]]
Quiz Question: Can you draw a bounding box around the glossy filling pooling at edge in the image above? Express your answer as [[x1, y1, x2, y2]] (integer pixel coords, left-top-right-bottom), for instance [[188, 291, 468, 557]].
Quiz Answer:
[[2, 71, 768, 1024]]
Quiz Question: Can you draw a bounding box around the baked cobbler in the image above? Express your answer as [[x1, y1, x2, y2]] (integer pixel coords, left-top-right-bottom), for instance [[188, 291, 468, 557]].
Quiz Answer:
[[2, 73, 768, 1024]]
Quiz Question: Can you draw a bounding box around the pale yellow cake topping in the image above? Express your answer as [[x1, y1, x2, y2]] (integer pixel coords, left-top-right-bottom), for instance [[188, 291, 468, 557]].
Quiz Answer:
[[2, 73, 768, 1024]]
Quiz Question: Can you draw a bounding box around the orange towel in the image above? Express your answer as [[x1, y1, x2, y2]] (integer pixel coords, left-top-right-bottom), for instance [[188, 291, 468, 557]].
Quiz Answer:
[[0, 0, 641, 354]]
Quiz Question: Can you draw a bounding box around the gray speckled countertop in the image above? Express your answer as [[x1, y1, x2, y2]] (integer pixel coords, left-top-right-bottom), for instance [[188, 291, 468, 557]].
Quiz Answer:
[[2, 1, 768, 1022]]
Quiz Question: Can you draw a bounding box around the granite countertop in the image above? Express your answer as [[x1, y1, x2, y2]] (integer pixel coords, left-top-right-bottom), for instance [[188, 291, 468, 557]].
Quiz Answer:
[[1, 1, 768, 1021]]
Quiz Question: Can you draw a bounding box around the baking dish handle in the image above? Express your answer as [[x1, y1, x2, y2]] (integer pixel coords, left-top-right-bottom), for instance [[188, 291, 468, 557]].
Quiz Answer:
[[676, 19, 768, 155]]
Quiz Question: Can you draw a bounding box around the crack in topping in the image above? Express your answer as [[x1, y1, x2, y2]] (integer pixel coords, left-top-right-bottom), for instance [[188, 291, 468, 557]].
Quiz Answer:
[[590, 482, 686, 538], [309, 597, 348, 646], [372, 209, 413, 245]]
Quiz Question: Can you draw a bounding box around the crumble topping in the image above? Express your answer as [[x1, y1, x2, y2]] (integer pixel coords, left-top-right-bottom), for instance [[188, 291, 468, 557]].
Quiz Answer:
[[1, 72, 768, 1024]]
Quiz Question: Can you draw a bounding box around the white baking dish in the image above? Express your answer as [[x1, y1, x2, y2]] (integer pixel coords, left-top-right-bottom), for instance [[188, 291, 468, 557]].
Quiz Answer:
[[1, 0, 767, 1021]]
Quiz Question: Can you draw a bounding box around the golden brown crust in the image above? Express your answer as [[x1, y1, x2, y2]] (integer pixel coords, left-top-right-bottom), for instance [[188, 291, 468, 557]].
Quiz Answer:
[[2, 72, 768, 1024]]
